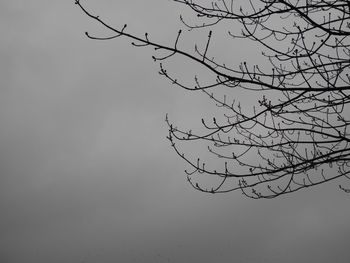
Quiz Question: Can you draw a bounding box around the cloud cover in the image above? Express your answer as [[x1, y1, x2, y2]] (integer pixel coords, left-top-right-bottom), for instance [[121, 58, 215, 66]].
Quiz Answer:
[[0, 1, 349, 262]]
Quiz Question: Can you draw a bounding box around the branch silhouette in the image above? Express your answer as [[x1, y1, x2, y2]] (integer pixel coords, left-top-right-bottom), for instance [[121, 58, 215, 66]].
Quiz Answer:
[[76, 0, 350, 198]]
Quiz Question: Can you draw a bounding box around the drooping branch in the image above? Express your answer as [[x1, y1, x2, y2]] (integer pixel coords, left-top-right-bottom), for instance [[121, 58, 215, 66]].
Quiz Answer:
[[76, 0, 350, 198]]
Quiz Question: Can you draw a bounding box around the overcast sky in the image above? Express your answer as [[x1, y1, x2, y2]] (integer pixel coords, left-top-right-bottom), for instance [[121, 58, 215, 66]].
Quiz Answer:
[[1, 1, 350, 263]]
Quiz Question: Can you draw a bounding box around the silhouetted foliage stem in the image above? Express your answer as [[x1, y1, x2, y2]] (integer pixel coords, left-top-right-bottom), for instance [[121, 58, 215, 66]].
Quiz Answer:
[[76, 0, 350, 198]]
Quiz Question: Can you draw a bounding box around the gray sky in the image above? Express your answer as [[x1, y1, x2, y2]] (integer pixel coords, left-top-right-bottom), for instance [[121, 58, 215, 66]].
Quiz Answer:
[[1, 1, 350, 262]]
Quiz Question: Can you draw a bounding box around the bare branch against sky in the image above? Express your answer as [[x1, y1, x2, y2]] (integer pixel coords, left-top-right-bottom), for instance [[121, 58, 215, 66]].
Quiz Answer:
[[76, 0, 350, 198], [2, 1, 350, 263]]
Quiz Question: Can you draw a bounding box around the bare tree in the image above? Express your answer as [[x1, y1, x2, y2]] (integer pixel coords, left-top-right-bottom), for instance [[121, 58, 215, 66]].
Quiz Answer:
[[75, 0, 350, 198]]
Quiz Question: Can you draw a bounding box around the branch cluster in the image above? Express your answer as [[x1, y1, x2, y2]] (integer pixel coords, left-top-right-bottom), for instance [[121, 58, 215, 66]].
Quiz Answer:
[[76, 0, 350, 198]]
